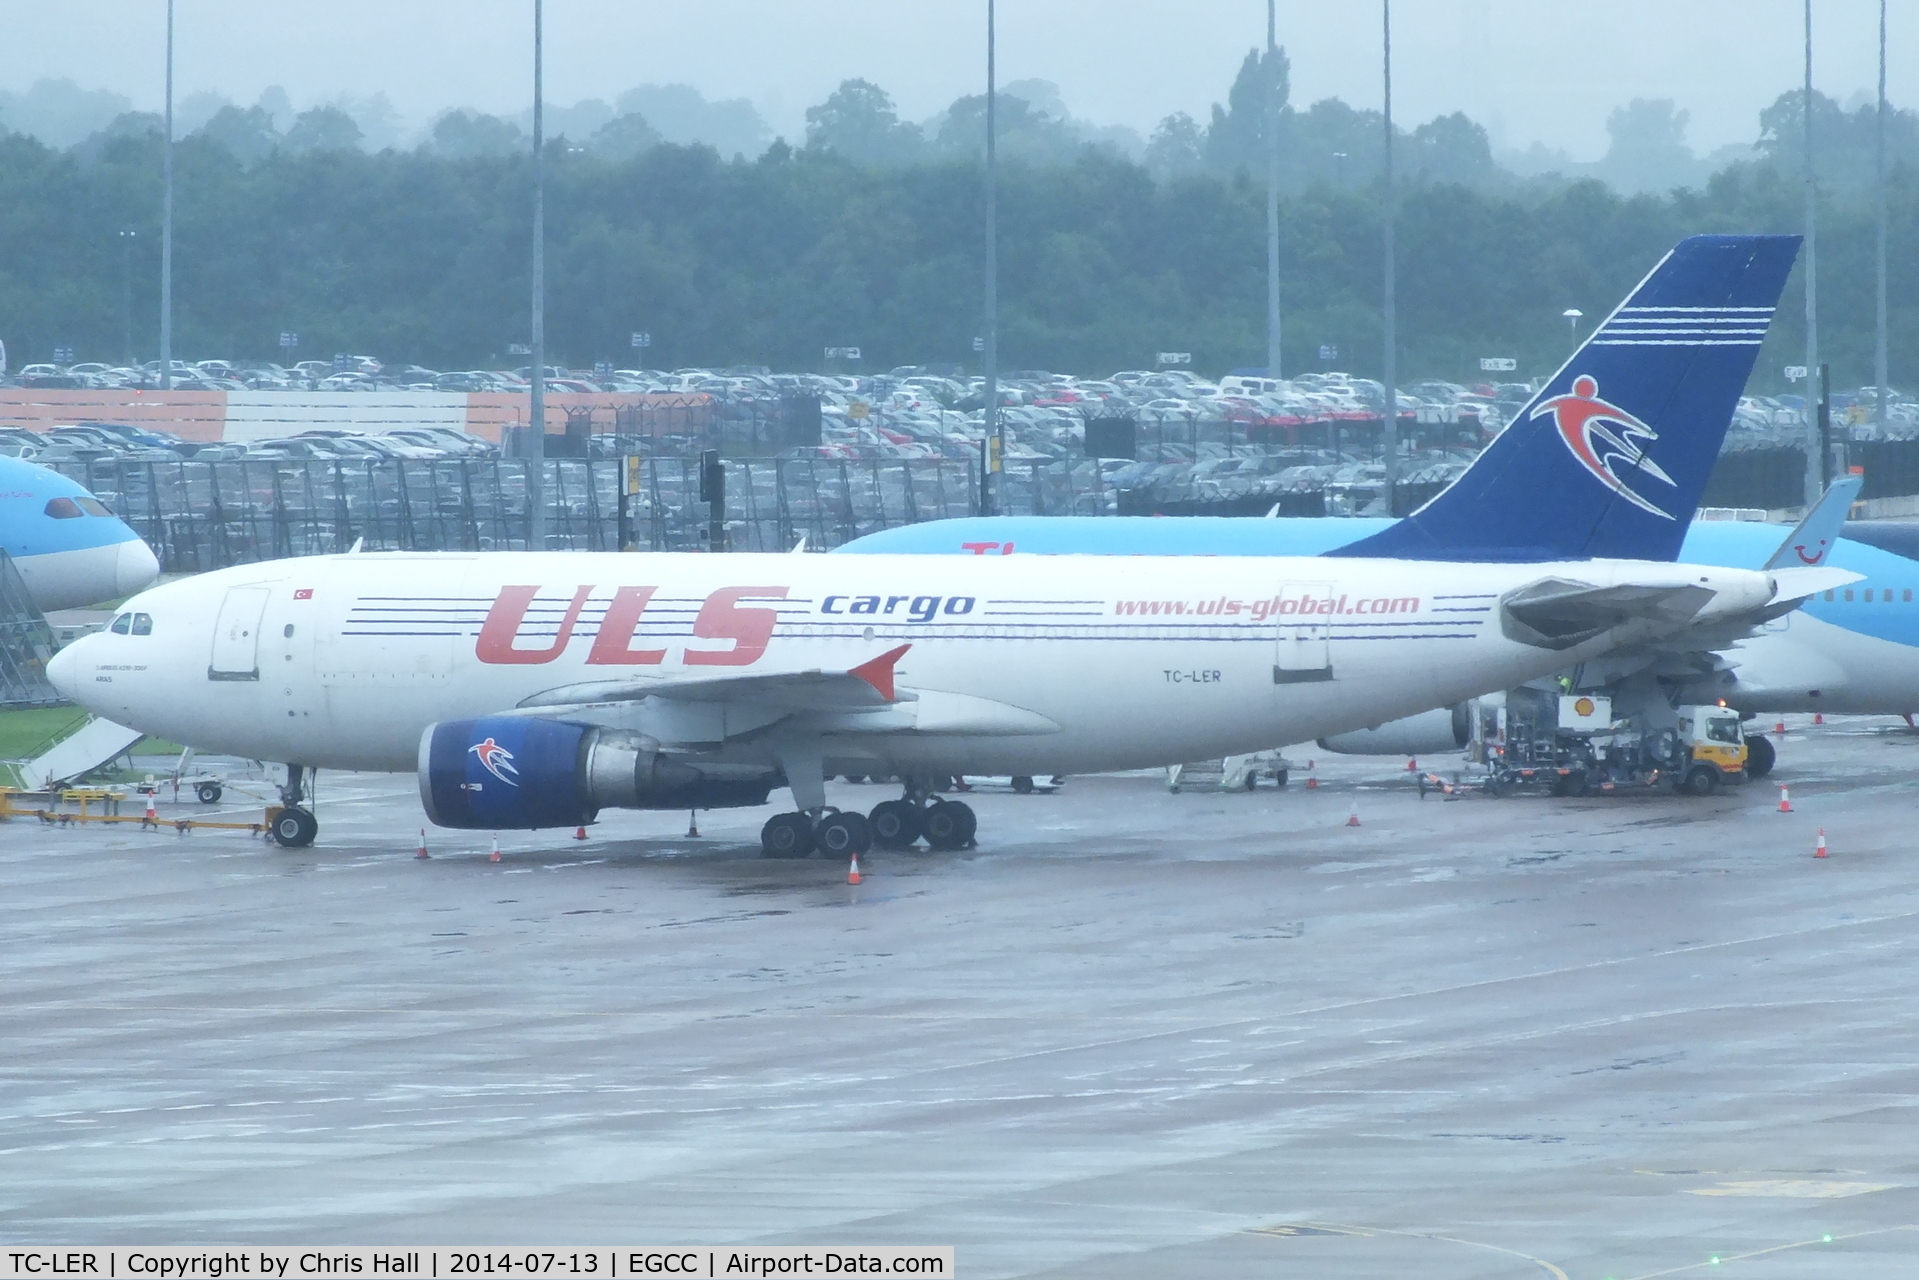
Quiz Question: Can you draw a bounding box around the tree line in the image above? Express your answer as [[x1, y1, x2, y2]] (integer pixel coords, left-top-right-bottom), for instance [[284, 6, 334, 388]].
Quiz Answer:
[[0, 75, 1913, 392]]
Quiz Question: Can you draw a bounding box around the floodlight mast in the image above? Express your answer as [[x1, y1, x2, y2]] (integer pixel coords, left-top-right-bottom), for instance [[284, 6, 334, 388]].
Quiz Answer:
[[1380, 0, 1398, 507], [983, 0, 1000, 515], [1802, 0, 1821, 507], [160, 0, 174, 392], [528, 0, 547, 549], [1265, 0, 1281, 379], [1876, 0, 1890, 432]]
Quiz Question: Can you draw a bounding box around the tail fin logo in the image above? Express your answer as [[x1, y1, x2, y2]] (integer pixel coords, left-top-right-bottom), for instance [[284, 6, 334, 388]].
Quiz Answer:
[[469, 736, 519, 786], [1531, 374, 1678, 519]]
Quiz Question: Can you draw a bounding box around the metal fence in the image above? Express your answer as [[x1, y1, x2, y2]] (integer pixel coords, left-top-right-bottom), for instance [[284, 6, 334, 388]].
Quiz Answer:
[[50, 438, 1919, 576], [50, 457, 995, 570]]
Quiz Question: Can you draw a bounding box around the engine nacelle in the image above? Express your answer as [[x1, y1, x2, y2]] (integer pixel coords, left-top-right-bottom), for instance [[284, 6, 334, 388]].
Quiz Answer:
[[1317, 704, 1471, 756], [419, 717, 773, 829]]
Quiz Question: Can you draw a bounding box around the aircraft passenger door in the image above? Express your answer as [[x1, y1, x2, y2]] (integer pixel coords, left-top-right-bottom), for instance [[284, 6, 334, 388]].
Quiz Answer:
[[1273, 582, 1334, 684], [208, 587, 271, 681]]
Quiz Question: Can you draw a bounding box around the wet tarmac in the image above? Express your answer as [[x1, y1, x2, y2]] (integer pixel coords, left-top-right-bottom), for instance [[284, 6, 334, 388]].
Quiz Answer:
[[5, 715, 1919, 1277]]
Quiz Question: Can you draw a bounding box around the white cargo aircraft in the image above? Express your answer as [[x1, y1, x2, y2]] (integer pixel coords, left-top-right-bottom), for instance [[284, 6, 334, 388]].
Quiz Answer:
[[44, 234, 1836, 857], [47, 550, 1843, 855]]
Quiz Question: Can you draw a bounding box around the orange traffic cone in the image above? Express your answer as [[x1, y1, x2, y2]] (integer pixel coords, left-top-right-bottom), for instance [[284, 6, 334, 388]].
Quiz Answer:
[[415, 828, 430, 859], [1815, 828, 1829, 859], [1774, 718, 1787, 735], [1406, 756, 1418, 772], [1306, 759, 1318, 790], [143, 793, 157, 829], [573, 824, 587, 841], [1778, 785, 1792, 813], [848, 854, 862, 885], [488, 835, 501, 863], [1813, 712, 1825, 725], [1346, 799, 1361, 828]]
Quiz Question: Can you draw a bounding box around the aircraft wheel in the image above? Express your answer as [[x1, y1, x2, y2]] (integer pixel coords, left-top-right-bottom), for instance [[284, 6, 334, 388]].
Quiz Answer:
[[924, 800, 977, 851], [1012, 775, 1035, 794], [1682, 766, 1720, 797], [196, 782, 223, 804], [270, 806, 317, 848], [868, 800, 923, 848], [1273, 769, 1288, 787], [1554, 771, 1590, 798], [1744, 733, 1776, 779], [760, 812, 815, 859], [816, 811, 872, 857]]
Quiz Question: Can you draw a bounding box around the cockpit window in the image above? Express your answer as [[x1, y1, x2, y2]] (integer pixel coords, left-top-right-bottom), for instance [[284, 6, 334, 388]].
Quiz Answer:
[[76, 496, 112, 517], [109, 612, 132, 634], [44, 497, 82, 519], [130, 613, 153, 636]]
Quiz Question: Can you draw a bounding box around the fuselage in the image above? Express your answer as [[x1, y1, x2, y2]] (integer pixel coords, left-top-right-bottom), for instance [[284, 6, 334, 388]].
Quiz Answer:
[[48, 550, 1781, 778], [840, 516, 1919, 716], [0, 455, 160, 611]]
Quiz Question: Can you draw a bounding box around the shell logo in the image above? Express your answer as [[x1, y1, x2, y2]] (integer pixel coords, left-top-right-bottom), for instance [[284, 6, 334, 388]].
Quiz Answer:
[[1573, 696, 1596, 717]]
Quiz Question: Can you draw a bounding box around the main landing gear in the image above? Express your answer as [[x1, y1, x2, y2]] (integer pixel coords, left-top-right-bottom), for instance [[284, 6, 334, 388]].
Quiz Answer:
[[269, 763, 318, 848], [759, 808, 873, 859], [869, 781, 976, 853], [756, 769, 977, 859]]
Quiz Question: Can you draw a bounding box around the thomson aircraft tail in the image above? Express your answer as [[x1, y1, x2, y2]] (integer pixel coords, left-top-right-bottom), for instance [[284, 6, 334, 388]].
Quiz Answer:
[[1328, 233, 1801, 563]]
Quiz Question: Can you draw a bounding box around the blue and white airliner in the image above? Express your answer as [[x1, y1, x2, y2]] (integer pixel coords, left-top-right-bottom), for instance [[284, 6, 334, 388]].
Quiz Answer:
[[1, 455, 161, 611]]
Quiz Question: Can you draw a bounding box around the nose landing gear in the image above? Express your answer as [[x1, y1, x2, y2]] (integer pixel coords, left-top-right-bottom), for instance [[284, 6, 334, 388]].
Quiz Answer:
[[269, 763, 318, 848]]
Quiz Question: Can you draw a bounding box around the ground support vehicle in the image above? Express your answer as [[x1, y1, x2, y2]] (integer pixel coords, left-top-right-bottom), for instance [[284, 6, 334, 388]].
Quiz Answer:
[[1469, 687, 1751, 798], [1167, 751, 1293, 792]]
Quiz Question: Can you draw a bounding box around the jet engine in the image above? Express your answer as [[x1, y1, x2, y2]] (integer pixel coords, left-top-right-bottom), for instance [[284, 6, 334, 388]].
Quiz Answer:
[[418, 717, 773, 829], [1317, 703, 1471, 756]]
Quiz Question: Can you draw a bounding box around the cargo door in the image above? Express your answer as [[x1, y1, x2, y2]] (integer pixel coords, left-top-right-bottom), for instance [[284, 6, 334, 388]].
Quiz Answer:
[[208, 586, 270, 681], [1273, 582, 1334, 684]]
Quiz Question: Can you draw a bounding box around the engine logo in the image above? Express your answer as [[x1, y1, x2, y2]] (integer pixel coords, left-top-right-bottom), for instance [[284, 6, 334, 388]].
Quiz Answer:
[[469, 736, 519, 786]]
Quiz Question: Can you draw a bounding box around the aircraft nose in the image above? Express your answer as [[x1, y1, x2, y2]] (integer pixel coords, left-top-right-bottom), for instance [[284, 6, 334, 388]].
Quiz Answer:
[[46, 639, 81, 702], [114, 536, 160, 597]]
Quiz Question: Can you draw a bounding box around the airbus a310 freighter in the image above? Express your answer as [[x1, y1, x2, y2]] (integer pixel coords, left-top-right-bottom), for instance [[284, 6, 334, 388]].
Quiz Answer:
[[48, 234, 1841, 857]]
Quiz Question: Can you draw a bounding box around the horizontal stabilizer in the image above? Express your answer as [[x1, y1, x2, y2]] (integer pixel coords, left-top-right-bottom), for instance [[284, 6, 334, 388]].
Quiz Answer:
[[1500, 578, 1717, 651]]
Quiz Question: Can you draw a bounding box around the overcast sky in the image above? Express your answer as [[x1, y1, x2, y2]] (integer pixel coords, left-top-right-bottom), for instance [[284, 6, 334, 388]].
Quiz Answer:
[[6, 0, 1911, 157]]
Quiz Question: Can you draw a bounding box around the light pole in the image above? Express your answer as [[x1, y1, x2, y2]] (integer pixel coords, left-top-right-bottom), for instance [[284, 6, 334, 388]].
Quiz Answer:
[[1802, 0, 1821, 505], [119, 229, 137, 366], [1333, 151, 1347, 186], [527, 0, 547, 549], [160, 0, 173, 390], [1876, 0, 1889, 430], [1380, 0, 1397, 503], [1563, 308, 1583, 355], [1264, 0, 1281, 379], [983, 0, 1000, 514]]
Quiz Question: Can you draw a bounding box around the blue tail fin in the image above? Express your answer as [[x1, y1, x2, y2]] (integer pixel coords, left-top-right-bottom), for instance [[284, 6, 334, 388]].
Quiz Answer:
[[1329, 234, 1801, 563]]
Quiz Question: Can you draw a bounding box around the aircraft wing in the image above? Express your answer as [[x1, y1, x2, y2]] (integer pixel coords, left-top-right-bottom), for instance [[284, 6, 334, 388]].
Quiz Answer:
[[510, 643, 1062, 739], [517, 644, 912, 713]]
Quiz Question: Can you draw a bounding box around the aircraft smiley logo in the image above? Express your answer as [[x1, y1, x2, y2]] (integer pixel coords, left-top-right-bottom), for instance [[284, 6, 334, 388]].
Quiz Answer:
[[1532, 374, 1677, 519], [469, 736, 519, 786], [1794, 539, 1828, 565]]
